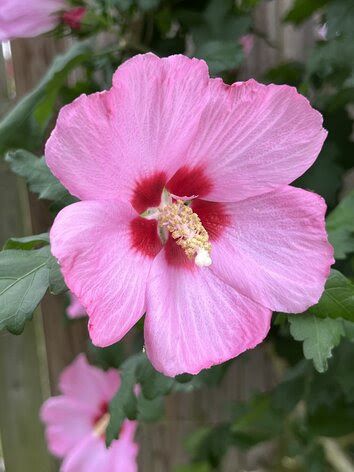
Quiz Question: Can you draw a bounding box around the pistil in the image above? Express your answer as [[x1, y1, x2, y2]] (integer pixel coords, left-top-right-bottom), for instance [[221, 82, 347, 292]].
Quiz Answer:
[[93, 412, 110, 437], [158, 200, 212, 267]]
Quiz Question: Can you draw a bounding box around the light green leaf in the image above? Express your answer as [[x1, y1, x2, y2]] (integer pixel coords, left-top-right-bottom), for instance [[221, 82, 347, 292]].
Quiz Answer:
[[307, 270, 354, 322], [5, 150, 74, 205], [326, 189, 354, 259], [0, 248, 50, 334], [289, 315, 344, 372]]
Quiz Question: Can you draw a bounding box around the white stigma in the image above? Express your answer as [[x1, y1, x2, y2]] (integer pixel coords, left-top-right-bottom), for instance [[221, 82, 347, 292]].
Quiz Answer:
[[195, 248, 212, 267]]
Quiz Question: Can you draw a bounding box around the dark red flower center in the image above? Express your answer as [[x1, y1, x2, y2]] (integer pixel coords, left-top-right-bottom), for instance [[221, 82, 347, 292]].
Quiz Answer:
[[130, 167, 230, 267]]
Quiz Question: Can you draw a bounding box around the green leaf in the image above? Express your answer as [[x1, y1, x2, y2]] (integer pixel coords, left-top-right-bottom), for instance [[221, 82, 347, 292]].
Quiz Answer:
[[173, 463, 212, 472], [3, 233, 49, 250], [5, 150, 74, 205], [308, 401, 354, 437], [136, 356, 174, 400], [326, 189, 354, 259], [106, 354, 142, 446], [186, 424, 232, 468], [293, 142, 344, 208], [46, 252, 67, 295], [137, 394, 164, 422], [326, 0, 354, 40], [194, 40, 244, 75], [0, 248, 50, 334], [231, 394, 282, 448], [0, 41, 91, 155], [289, 315, 344, 372], [272, 361, 309, 413], [283, 0, 330, 24], [307, 270, 354, 322]]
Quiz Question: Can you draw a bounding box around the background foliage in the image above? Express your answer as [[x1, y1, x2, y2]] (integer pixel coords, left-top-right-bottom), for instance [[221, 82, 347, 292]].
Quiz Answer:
[[0, 0, 354, 470]]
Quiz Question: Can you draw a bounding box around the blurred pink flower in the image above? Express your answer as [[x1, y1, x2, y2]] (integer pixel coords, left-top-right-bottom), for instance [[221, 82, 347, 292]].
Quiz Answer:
[[41, 354, 138, 472], [62, 6, 86, 30], [315, 23, 328, 42], [67, 292, 86, 319], [47, 53, 333, 377], [240, 34, 254, 55], [0, 0, 85, 41]]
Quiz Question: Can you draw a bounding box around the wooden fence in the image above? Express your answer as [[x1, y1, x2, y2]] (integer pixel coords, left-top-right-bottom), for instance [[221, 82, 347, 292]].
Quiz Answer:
[[0, 1, 313, 470]]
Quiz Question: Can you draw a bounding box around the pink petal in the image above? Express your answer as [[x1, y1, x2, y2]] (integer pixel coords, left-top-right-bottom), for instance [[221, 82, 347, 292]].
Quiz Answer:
[[59, 355, 120, 408], [0, 0, 65, 41], [40, 397, 93, 457], [67, 292, 86, 319], [61, 422, 138, 472], [50, 200, 155, 347], [185, 79, 327, 202], [61, 435, 107, 472], [46, 54, 211, 205], [210, 186, 334, 313], [106, 421, 138, 472], [145, 251, 272, 376]]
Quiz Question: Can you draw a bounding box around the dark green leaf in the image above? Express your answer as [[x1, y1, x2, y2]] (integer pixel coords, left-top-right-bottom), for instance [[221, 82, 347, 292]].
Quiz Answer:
[[231, 394, 282, 448], [46, 250, 67, 295], [308, 401, 354, 437], [307, 270, 354, 322], [5, 150, 74, 205], [173, 463, 212, 472], [136, 357, 174, 400], [186, 424, 232, 468], [283, 0, 330, 25], [137, 394, 164, 422], [293, 142, 344, 208], [327, 189, 354, 259], [272, 361, 309, 413], [194, 40, 244, 75], [3, 233, 49, 250], [106, 353, 143, 446], [264, 61, 305, 87], [289, 315, 344, 372]]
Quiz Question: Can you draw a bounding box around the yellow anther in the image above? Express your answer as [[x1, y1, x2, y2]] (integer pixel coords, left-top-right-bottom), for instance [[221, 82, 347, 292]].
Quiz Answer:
[[158, 200, 212, 267]]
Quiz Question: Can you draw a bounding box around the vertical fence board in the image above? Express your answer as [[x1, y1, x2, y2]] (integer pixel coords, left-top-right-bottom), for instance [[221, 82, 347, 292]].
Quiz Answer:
[[11, 37, 89, 395], [0, 147, 55, 471]]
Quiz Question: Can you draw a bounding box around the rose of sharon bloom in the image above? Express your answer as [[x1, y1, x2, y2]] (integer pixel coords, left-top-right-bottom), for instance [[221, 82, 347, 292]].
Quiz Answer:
[[67, 292, 86, 319], [0, 0, 85, 41], [240, 34, 254, 55], [41, 354, 138, 472], [47, 53, 333, 377], [62, 6, 86, 30]]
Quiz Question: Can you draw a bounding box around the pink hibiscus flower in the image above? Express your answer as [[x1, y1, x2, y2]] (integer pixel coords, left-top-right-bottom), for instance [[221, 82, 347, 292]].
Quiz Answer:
[[0, 0, 85, 41], [67, 291, 86, 319], [41, 354, 138, 472], [62, 6, 86, 30], [240, 34, 254, 55], [47, 53, 333, 377]]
